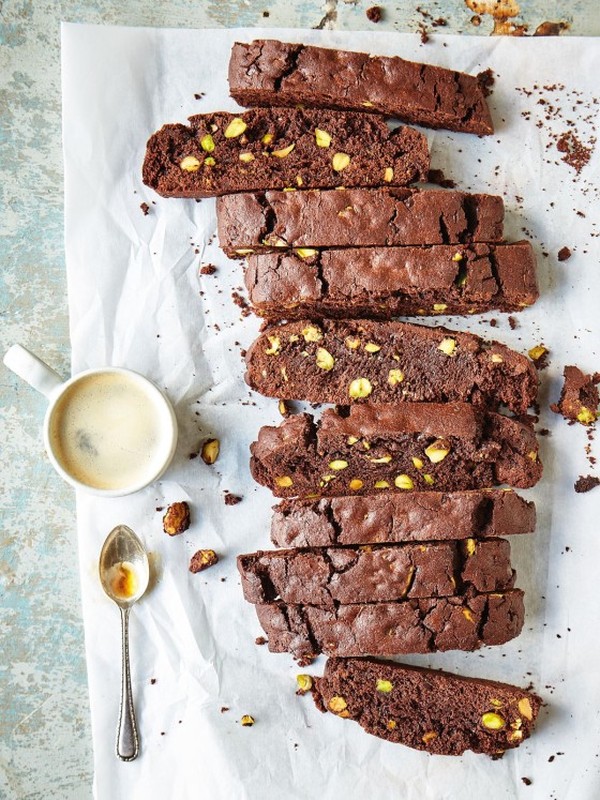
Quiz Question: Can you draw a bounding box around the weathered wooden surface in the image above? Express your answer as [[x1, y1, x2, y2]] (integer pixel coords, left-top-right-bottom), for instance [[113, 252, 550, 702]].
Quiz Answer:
[[0, 2, 597, 798]]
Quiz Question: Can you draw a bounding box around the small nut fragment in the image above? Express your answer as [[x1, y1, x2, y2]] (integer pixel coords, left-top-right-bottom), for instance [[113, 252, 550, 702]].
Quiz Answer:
[[240, 714, 255, 726], [302, 324, 323, 342], [203, 156, 216, 166], [189, 548, 218, 573], [383, 167, 394, 182], [364, 342, 381, 353], [316, 347, 335, 371], [296, 674, 313, 694], [328, 695, 348, 714], [361, 100, 374, 108], [162, 501, 190, 535], [422, 731, 437, 744], [272, 143, 296, 158], [261, 133, 274, 145], [296, 248, 318, 259], [332, 152, 351, 172], [527, 450, 538, 461], [422, 474, 435, 486], [376, 679, 393, 694], [328, 459, 349, 471], [489, 698, 504, 708], [424, 439, 451, 463], [374, 480, 390, 489], [387, 719, 397, 730], [369, 455, 392, 464], [224, 117, 247, 138], [491, 353, 504, 363], [517, 697, 533, 721], [394, 474, 414, 490], [577, 406, 596, 425], [437, 338, 457, 356], [349, 478, 364, 491], [463, 608, 474, 623], [347, 435, 359, 445], [452, 252, 464, 262], [280, 366, 289, 382], [262, 234, 287, 247], [275, 476, 293, 488], [201, 438, 220, 465], [466, 538, 477, 557], [508, 729, 523, 742], [278, 399, 289, 417], [412, 457, 423, 470], [200, 133, 215, 152], [388, 368, 404, 386], [239, 152, 255, 163], [295, 175, 303, 186], [481, 712, 506, 730], [433, 303, 448, 313], [180, 156, 201, 172], [315, 128, 332, 148], [528, 344, 547, 362], [345, 336, 361, 350], [265, 335, 281, 355], [348, 378, 373, 399]]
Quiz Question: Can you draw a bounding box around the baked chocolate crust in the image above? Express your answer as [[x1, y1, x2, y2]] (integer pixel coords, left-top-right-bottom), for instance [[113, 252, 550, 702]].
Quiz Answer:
[[229, 40, 494, 135], [254, 589, 525, 661], [216, 188, 504, 256], [244, 242, 538, 319], [142, 108, 429, 198], [238, 539, 514, 605], [270, 490, 536, 548], [245, 319, 538, 414], [249, 404, 542, 498], [313, 657, 542, 756]]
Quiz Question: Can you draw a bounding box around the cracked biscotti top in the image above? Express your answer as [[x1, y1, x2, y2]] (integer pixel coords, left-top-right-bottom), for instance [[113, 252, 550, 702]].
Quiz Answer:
[[142, 108, 429, 198], [229, 40, 494, 135], [216, 188, 504, 255], [313, 657, 542, 756]]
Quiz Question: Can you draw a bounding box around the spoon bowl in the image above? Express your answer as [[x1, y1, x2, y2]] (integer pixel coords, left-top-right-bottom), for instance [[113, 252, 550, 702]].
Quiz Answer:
[[99, 525, 149, 762]]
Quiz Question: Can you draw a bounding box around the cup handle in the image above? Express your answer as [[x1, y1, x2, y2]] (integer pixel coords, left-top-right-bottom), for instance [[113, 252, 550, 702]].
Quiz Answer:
[[3, 344, 66, 399]]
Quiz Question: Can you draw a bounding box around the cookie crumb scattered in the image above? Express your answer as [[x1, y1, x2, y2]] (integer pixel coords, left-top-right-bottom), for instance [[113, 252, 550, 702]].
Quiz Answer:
[[189, 549, 219, 573], [140, 202, 150, 216], [551, 366, 599, 425], [557, 246, 572, 262], [224, 492, 243, 506], [163, 501, 191, 536], [477, 69, 495, 97], [150, 678, 157, 685], [200, 264, 217, 275], [255, 636, 268, 645], [220, 706, 230, 713], [366, 6, 382, 23], [521, 777, 532, 786], [575, 475, 600, 494]]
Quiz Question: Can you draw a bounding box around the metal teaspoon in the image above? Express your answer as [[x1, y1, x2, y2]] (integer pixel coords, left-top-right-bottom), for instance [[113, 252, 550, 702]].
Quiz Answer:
[[99, 525, 150, 761]]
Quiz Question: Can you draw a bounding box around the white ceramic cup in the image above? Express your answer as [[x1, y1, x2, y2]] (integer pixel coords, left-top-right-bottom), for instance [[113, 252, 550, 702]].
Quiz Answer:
[[3, 344, 178, 497]]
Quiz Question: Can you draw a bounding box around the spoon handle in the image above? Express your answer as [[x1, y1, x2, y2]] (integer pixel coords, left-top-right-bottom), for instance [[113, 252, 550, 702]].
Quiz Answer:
[[117, 606, 139, 761]]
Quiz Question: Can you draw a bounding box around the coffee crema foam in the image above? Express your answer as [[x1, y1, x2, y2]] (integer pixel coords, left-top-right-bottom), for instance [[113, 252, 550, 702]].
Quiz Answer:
[[48, 372, 173, 490]]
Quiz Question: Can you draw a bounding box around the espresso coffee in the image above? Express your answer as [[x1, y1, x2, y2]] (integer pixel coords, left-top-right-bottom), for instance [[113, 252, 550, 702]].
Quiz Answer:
[[48, 371, 174, 491]]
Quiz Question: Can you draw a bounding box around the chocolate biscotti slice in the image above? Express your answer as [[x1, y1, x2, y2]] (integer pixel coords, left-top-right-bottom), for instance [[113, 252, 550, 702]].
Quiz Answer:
[[245, 319, 538, 413], [313, 657, 542, 756], [255, 589, 524, 662], [270, 490, 536, 548], [238, 539, 514, 606], [244, 242, 538, 319], [249, 404, 542, 498], [142, 108, 429, 198], [229, 41, 494, 135], [216, 188, 504, 256]]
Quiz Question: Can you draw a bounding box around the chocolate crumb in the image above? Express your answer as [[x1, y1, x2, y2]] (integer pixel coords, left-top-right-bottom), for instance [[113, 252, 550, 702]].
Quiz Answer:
[[200, 264, 217, 275], [193, 92, 205, 100], [556, 131, 594, 174], [548, 755, 555, 763], [575, 475, 600, 493], [419, 25, 429, 44], [231, 290, 251, 317], [508, 316, 518, 330], [477, 69, 495, 98], [521, 777, 532, 786], [224, 492, 243, 506], [262, 10, 269, 17], [539, 428, 551, 437], [255, 636, 268, 645], [557, 246, 572, 262], [489, 318, 497, 328], [534, 21, 568, 36], [140, 202, 150, 216], [221, 706, 230, 713], [366, 6, 382, 23], [150, 678, 157, 685], [427, 169, 456, 188]]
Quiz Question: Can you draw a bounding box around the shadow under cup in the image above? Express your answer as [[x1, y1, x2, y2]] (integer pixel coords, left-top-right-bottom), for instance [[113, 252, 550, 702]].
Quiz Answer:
[[45, 369, 177, 496]]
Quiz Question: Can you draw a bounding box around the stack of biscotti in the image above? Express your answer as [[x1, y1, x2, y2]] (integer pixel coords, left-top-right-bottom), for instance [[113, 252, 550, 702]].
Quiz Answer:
[[142, 39, 543, 755]]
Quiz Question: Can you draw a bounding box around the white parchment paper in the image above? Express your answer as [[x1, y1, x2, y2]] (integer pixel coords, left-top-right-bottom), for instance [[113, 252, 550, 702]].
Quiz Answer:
[[61, 24, 600, 800]]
